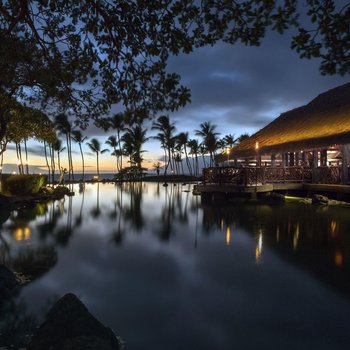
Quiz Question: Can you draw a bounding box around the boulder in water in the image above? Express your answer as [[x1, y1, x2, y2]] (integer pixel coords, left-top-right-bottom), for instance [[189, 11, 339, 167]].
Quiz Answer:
[[28, 293, 121, 350]]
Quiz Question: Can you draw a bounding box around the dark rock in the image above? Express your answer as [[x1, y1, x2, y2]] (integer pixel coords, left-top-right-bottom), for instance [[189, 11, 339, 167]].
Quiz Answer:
[[39, 187, 54, 195], [0, 193, 11, 208], [54, 186, 71, 195], [311, 194, 329, 205], [264, 192, 285, 203], [0, 265, 19, 298], [28, 293, 121, 350]]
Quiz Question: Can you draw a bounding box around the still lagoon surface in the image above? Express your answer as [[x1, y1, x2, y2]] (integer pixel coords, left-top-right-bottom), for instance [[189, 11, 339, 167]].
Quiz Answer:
[[1, 182, 350, 349]]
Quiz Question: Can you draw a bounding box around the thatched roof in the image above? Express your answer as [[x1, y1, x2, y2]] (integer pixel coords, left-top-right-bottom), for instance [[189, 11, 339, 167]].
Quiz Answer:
[[232, 82, 350, 157]]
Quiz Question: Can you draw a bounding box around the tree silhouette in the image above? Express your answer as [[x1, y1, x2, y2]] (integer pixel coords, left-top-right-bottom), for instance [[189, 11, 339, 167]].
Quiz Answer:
[[72, 130, 87, 181], [87, 138, 109, 178]]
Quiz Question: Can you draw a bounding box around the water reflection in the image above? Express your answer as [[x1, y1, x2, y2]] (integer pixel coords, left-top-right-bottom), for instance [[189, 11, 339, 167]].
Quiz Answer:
[[1, 183, 350, 349], [201, 202, 350, 298]]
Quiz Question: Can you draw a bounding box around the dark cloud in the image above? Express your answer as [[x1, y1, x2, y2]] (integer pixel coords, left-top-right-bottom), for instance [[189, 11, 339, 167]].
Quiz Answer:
[[168, 30, 348, 136]]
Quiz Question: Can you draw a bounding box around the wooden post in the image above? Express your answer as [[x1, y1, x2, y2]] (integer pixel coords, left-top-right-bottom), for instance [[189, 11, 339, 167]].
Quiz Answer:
[[271, 154, 276, 167], [312, 150, 318, 167], [301, 151, 307, 166], [320, 149, 328, 167], [282, 153, 288, 167], [256, 154, 261, 167], [341, 144, 350, 184], [289, 152, 295, 166], [295, 152, 300, 166], [312, 150, 319, 183]]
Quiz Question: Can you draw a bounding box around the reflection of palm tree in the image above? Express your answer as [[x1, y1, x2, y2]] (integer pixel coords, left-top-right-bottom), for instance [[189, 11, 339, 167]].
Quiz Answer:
[[87, 138, 109, 178], [74, 183, 85, 227], [55, 196, 73, 246], [71, 130, 87, 181], [90, 182, 101, 218], [122, 182, 144, 231], [110, 183, 125, 246], [156, 185, 176, 241]]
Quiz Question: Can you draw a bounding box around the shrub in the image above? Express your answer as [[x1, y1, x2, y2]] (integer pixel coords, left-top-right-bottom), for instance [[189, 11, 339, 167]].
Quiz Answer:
[[4, 174, 47, 195]]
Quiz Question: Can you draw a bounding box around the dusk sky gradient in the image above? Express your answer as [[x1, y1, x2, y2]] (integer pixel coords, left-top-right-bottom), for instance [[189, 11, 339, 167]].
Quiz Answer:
[[3, 27, 349, 174]]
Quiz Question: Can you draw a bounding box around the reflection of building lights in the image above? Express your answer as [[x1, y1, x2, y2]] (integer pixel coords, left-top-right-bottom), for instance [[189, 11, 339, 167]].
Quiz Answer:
[[255, 232, 263, 263], [330, 220, 337, 237], [221, 219, 224, 230], [276, 226, 280, 243], [293, 224, 300, 250], [334, 250, 343, 267], [13, 227, 31, 241], [226, 226, 231, 246]]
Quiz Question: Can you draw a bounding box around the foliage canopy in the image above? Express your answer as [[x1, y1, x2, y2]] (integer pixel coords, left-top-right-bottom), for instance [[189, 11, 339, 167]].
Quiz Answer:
[[0, 0, 348, 129]]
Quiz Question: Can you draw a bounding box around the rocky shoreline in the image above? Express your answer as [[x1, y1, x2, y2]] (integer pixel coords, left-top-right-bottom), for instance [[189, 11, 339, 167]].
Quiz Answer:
[[0, 186, 74, 212]]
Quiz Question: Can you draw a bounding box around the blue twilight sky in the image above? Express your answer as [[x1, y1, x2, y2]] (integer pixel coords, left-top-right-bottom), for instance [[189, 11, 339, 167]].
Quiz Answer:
[[3, 29, 349, 173]]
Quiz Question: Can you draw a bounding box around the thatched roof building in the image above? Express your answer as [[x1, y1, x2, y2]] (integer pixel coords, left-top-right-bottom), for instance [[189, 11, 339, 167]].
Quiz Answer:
[[232, 83, 350, 158]]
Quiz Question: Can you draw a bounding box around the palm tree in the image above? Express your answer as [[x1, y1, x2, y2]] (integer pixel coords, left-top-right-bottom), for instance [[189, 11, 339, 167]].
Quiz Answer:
[[152, 115, 176, 175], [188, 139, 200, 176], [87, 138, 109, 178], [54, 114, 74, 181], [237, 133, 250, 143], [108, 113, 125, 170], [53, 138, 66, 181], [106, 135, 122, 172], [223, 134, 236, 148], [177, 132, 192, 175], [195, 121, 220, 166], [122, 124, 149, 173], [71, 130, 87, 181]]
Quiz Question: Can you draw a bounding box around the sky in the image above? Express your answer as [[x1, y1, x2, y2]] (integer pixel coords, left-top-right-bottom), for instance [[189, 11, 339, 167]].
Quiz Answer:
[[2, 27, 349, 174]]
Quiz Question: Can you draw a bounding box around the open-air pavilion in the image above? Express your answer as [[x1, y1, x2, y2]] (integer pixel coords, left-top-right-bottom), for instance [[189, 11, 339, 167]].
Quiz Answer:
[[199, 82, 350, 199]]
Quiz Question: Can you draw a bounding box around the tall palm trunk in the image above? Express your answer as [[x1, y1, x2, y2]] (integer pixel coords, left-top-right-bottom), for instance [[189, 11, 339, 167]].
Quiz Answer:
[[78, 143, 85, 181], [24, 139, 29, 174], [50, 144, 55, 183], [44, 141, 51, 181], [68, 133, 74, 181], [96, 152, 100, 177], [184, 147, 192, 176]]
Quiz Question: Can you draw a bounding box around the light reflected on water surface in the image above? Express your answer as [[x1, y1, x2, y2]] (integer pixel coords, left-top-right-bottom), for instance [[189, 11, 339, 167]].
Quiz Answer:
[[1, 182, 350, 349]]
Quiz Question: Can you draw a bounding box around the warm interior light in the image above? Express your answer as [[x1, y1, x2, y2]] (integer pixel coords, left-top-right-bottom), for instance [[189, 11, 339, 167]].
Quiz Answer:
[[255, 232, 263, 263], [334, 250, 343, 267], [226, 226, 231, 246], [255, 141, 259, 150], [13, 226, 31, 240]]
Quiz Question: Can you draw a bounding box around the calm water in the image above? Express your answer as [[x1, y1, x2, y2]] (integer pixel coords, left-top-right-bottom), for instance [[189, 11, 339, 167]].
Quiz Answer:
[[1, 182, 350, 349]]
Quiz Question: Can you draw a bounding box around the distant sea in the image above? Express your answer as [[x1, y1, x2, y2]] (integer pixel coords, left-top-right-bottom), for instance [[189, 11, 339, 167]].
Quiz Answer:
[[1, 173, 122, 181]]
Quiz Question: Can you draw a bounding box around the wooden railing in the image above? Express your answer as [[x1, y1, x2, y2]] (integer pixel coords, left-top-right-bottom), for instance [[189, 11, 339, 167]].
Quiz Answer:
[[203, 166, 347, 186]]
